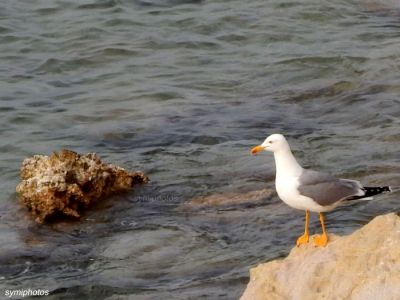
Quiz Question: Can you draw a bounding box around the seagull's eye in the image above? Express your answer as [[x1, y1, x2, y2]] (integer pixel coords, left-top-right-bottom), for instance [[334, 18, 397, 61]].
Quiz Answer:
[[269, 141, 273, 144]]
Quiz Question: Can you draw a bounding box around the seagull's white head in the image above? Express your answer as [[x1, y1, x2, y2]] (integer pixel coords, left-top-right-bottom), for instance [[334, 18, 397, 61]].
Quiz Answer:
[[251, 134, 289, 154]]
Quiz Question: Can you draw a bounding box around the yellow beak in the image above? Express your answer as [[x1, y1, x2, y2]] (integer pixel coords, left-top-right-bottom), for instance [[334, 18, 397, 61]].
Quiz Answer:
[[251, 145, 264, 155]]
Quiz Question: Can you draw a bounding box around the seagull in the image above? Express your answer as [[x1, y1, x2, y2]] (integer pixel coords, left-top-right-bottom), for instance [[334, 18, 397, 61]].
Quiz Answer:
[[251, 133, 392, 247]]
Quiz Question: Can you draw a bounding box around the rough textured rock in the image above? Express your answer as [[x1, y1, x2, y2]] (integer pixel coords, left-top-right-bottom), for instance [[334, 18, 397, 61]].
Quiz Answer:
[[187, 189, 274, 208], [240, 213, 400, 300], [16, 149, 149, 223]]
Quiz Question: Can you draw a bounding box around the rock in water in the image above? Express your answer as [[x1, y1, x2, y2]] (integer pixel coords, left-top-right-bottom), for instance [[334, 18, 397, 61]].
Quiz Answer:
[[16, 149, 149, 223], [187, 189, 274, 208], [240, 213, 400, 300]]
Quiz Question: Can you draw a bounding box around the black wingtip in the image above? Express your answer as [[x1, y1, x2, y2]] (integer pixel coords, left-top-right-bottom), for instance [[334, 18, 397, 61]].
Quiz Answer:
[[363, 186, 391, 197]]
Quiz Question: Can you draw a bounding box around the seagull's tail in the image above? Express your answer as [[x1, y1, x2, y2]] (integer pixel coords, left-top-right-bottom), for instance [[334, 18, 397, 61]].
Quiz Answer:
[[348, 186, 392, 201], [389, 186, 400, 193], [362, 186, 392, 197]]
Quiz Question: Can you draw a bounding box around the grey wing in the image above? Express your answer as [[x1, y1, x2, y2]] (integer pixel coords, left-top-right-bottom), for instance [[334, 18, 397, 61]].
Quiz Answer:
[[297, 169, 364, 206]]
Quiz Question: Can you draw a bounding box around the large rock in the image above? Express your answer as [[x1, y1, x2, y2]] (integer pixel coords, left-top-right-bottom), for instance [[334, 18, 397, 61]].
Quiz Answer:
[[16, 149, 149, 223], [240, 213, 400, 300]]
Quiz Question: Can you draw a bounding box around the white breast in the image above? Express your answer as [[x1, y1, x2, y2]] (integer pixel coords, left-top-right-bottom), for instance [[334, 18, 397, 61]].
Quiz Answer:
[[271, 143, 336, 212], [275, 175, 330, 212]]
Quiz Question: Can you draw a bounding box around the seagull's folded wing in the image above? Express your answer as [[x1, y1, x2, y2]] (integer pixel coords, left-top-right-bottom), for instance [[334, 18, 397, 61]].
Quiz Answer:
[[297, 169, 364, 206]]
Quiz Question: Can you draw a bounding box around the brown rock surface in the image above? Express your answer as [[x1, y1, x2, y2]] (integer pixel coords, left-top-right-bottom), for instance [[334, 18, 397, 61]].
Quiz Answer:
[[240, 213, 400, 300], [16, 149, 149, 223]]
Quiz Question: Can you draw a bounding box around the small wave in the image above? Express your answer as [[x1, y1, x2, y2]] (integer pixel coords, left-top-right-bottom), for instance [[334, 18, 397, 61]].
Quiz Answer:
[[103, 18, 145, 27], [32, 57, 96, 74], [78, 0, 118, 10], [95, 47, 139, 57], [135, 0, 204, 8], [34, 6, 62, 15], [0, 26, 12, 34]]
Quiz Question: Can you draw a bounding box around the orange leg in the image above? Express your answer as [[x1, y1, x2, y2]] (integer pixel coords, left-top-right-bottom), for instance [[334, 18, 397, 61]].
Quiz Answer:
[[313, 212, 328, 247], [296, 210, 310, 247]]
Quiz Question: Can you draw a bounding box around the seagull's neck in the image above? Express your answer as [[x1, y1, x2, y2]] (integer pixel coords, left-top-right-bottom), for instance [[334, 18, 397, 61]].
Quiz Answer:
[[273, 147, 303, 178]]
